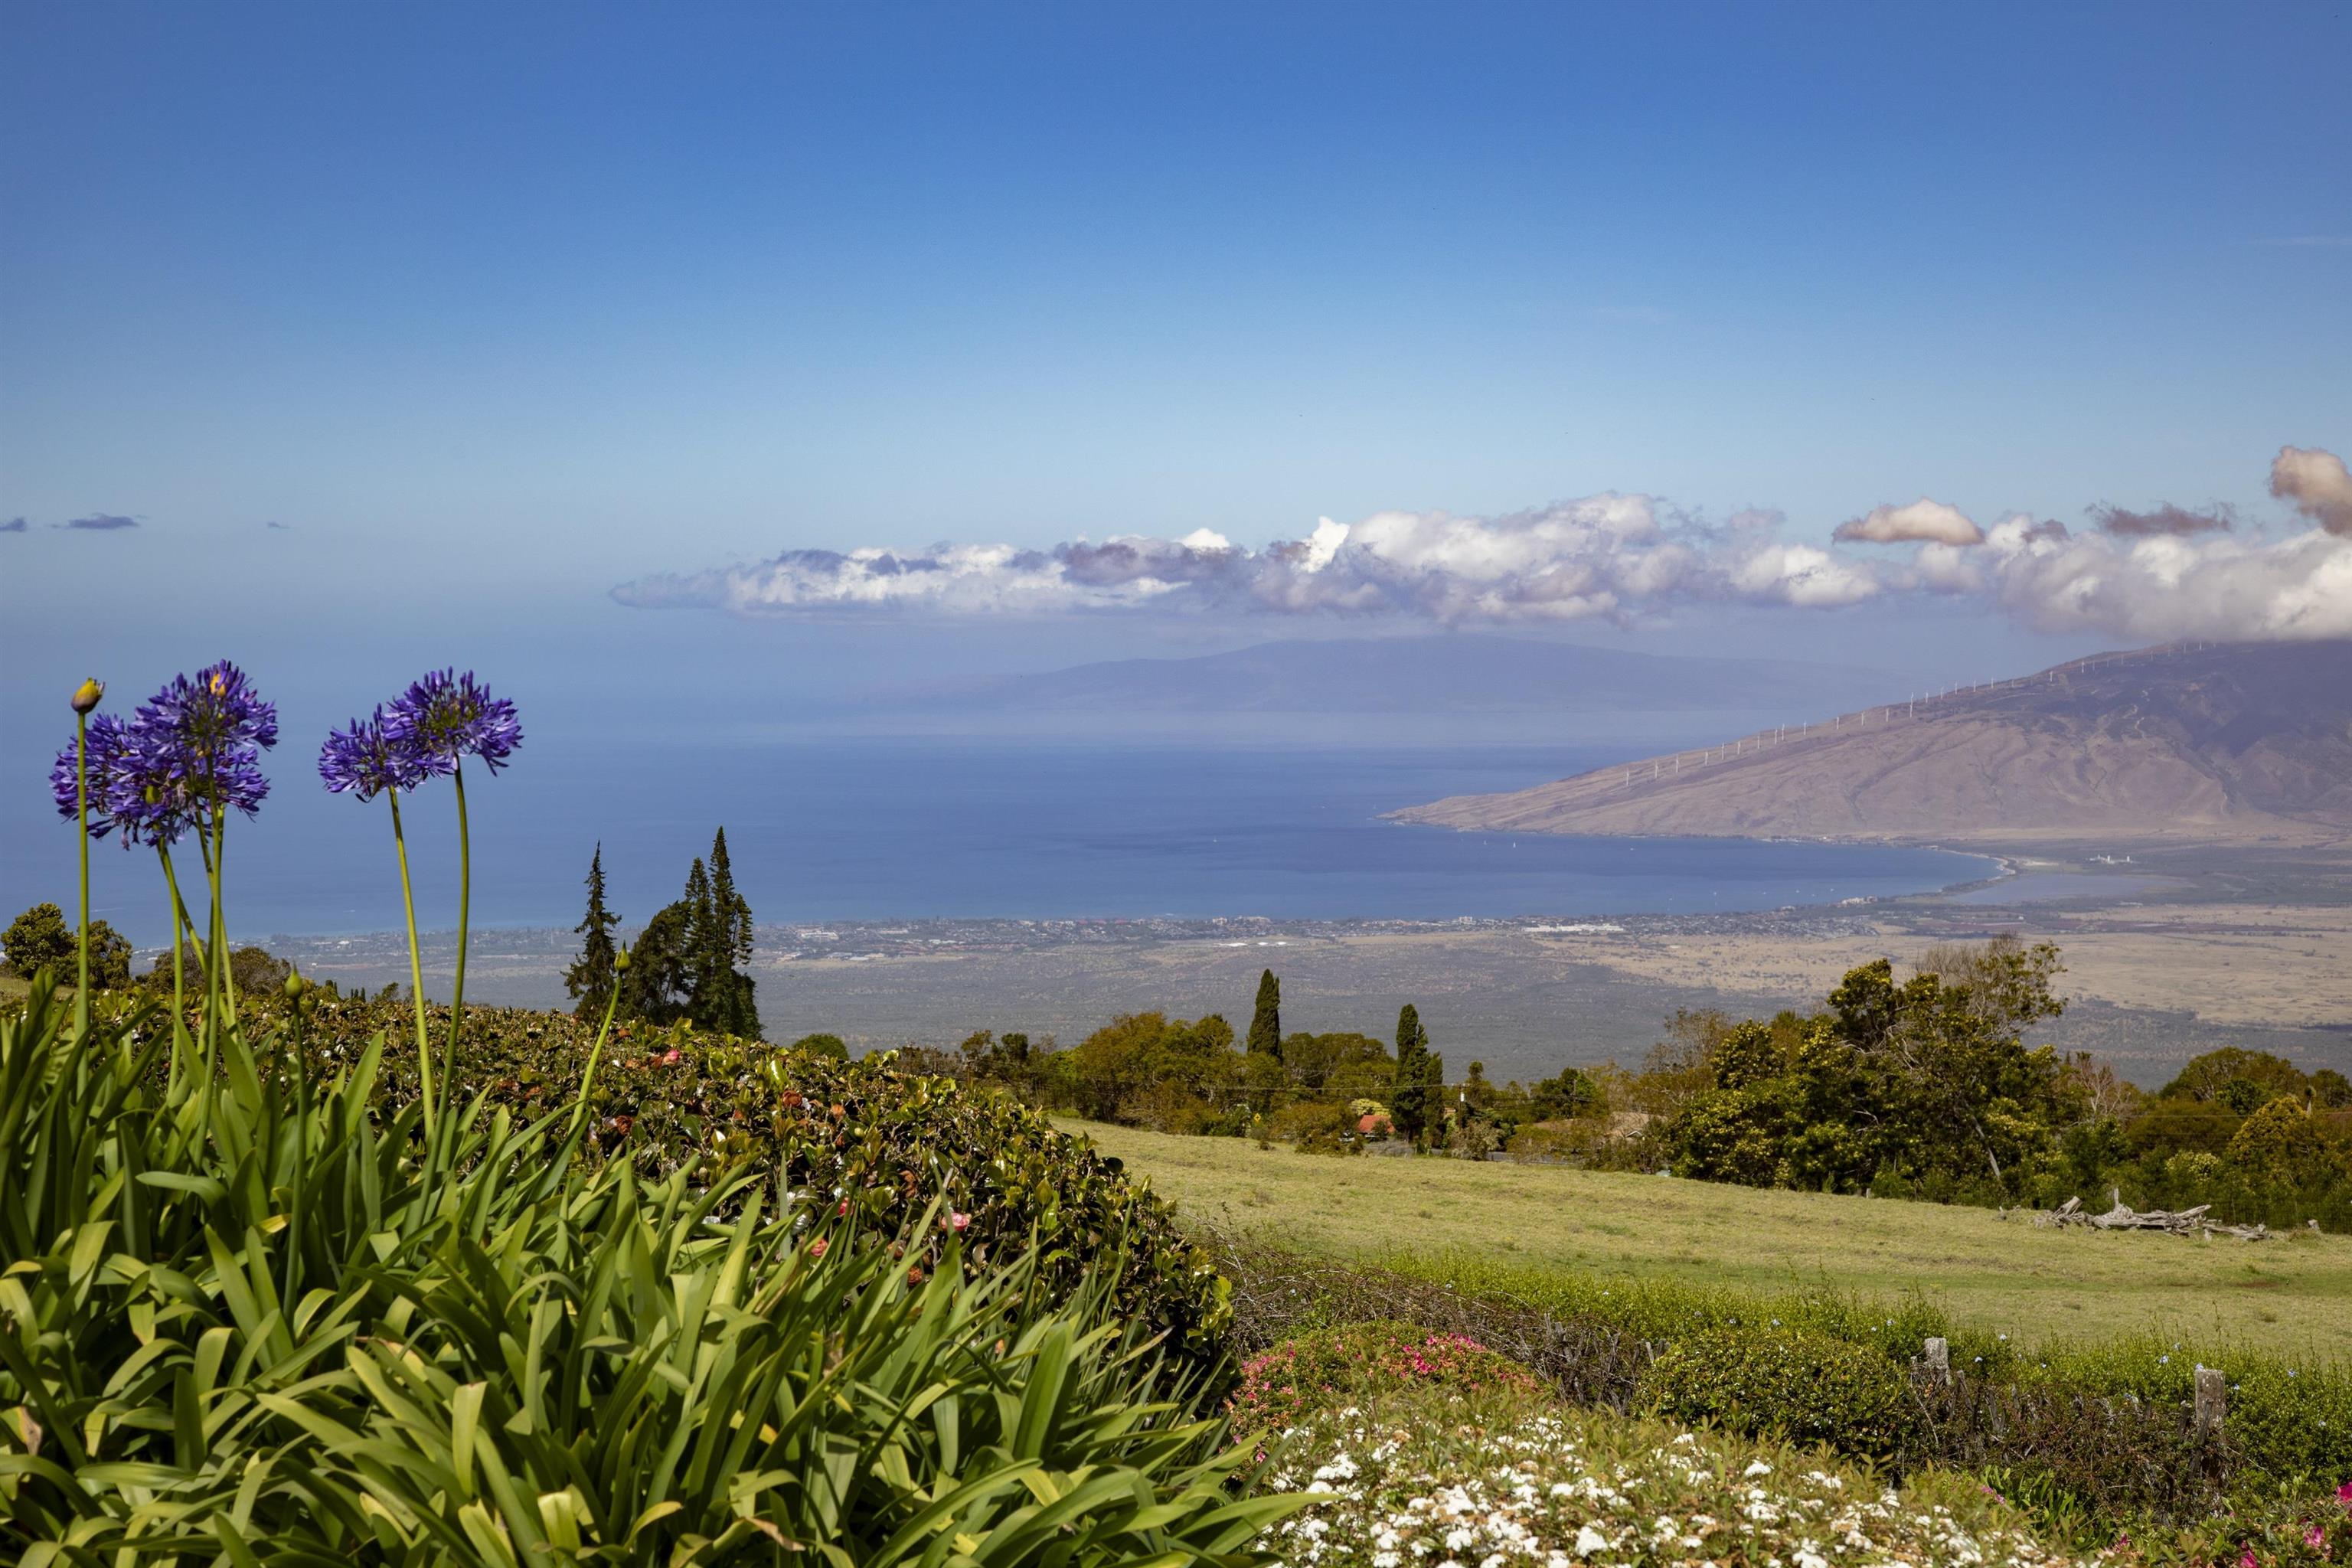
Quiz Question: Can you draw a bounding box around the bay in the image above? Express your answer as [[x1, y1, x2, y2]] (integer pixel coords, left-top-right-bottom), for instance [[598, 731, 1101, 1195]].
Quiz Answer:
[[11, 735, 1994, 945]]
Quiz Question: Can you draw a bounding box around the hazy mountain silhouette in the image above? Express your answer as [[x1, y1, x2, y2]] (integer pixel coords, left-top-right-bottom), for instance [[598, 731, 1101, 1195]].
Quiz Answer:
[[873, 635, 1895, 714], [1393, 640, 2352, 844]]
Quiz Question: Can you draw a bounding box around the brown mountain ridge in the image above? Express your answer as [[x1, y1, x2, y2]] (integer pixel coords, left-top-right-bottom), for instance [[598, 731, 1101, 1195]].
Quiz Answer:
[[1390, 640, 2352, 846]]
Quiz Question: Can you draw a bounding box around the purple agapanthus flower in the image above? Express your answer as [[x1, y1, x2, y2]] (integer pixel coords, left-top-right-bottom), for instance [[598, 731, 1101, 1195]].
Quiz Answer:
[[383, 669, 521, 776], [52, 712, 131, 837], [132, 659, 279, 821], [57, 662, 277, 844], [319, 707, 428, 802]]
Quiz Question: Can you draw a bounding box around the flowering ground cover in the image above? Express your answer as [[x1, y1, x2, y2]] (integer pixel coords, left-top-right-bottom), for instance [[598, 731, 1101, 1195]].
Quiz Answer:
[[1261, 1387, 2103, 1567], [1258, 1382, 2352, 1567], [1232, 1322, 1547, 1433]]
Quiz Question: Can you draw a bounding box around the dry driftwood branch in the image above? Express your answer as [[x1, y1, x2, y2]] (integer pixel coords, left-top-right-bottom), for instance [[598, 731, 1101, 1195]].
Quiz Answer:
[[2020, 1190, 2270, 1241]]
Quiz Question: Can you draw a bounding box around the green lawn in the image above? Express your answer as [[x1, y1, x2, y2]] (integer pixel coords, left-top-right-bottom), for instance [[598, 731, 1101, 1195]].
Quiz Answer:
[[1070, 1121, 2352, 1361]]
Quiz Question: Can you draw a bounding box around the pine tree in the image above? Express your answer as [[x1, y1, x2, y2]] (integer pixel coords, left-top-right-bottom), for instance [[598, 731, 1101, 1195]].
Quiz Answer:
[[562, 844, 620, 1022], [1246, 969, 1282, 1060], [619, 900, 694, 1023], [1391, 1002, 1430, 1144], [709, 827, 753, 969], [680, 856, 717, 1024], [681, 830, 763, 1040]]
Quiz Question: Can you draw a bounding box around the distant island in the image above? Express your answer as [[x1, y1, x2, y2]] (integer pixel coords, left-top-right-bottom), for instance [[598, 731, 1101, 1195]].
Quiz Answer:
[[1393, 639, 2352, 846], [864, 633, 1900, 714]]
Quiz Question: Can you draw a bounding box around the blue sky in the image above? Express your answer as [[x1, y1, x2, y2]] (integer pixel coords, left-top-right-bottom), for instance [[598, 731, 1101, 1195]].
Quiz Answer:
[[4, 2, 2347, 943], [2, 2, 2347, 707]]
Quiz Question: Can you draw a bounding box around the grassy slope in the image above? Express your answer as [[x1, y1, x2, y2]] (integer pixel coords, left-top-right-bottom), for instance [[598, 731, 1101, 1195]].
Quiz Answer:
[[1072, 1121, 2352, 1361]]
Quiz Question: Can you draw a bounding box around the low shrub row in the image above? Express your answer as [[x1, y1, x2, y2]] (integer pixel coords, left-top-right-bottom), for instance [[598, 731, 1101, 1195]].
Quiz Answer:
[[1389, 1249, 2352, 1495], [1207, 1233, 2352, 1534], [122, 992, 1235, 1368]]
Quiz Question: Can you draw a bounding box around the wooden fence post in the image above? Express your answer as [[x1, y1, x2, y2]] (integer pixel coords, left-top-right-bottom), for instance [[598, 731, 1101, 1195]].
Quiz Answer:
[[2194, 1366, 2226, 1439], [1923, 1337, 1951, 1385]]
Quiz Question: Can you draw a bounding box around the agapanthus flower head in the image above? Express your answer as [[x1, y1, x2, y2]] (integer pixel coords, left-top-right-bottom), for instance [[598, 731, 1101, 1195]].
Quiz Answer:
[[126, 659, 279, 822], [52, 711, 209, 848], [52, 712, 129, 836], [319, 707, 428, 802], [383, 668, 521, 776]]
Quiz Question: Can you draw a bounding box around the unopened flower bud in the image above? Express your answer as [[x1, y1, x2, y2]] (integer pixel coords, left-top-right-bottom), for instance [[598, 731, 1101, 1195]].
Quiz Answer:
[[616, 946, 632, 972], [71, 678, 105, 714], [284, 969, 307, 1001]]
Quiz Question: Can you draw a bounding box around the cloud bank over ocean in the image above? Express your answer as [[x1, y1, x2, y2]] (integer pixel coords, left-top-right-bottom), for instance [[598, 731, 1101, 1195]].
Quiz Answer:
[[614, 447, 2352, 642]]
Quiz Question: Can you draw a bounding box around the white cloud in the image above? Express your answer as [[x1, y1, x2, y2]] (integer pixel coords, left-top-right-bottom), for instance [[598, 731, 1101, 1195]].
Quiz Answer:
[[1984, 515, 2352, 641], [1904, 539, 1989, 595], [617, 492, 1906, 626], [1725, 541, 1882, 607], [2271, 445, 2352, 537], [1832, 498, 1985, 546], [614, 447, 2352, 642]]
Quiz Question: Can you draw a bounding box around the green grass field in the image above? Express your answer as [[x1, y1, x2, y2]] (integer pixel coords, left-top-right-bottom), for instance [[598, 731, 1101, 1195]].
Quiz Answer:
[[1071, 1122, 2352, 1361]]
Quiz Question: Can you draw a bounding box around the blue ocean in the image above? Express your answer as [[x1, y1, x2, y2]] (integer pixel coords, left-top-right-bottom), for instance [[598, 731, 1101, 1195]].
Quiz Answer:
[[11, 734, 1994, 945]]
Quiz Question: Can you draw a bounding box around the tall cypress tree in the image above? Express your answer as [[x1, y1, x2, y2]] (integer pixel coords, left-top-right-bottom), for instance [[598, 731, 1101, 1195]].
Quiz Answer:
[[684, 829, 763, 1040], [1246, 969, 1282, 1060], [619, 900, 694, 1023], [681, 856, 716, 1024], [1391, 1002, 1430, 1144], [709, 828, 753, 969], [563, 844, 620, 1023]]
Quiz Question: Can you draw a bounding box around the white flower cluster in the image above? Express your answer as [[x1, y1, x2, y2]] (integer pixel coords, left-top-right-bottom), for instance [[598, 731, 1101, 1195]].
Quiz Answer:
[[1263, 1408, 2110, 1567]]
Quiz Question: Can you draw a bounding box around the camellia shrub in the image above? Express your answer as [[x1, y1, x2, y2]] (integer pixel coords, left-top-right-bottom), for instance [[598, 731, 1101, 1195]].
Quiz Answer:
[[1640, 1325, 1924, 1461], [1228, 1321, 1544, 1434], [160, 991, 1236, 1370], [0, 975, 1302, 1565]]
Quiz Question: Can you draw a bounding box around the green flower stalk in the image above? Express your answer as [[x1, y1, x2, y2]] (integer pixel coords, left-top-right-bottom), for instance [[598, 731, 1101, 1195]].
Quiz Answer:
[[157, 842, 198, 1093], [560, 944, 629, 1174], [387, 783, 436, 1135], [284, 966, 311, 1306], [69, 677, 103, 1036], [449, 762, 472, 1122], [382, 671, 522, 1136], [318, 707, 439, 1138]]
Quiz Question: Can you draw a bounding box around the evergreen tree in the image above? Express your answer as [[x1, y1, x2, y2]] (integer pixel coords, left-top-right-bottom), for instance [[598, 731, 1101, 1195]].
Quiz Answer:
[[683, 855, 714, 989], [619, 900, 695, 1023], [681, 831, 763, 1040], [709, 827, 753, 969], [563, 844, 621, 1023], [1246, 969, 1282, 1060], [1391, 1002, 1431, 1143]]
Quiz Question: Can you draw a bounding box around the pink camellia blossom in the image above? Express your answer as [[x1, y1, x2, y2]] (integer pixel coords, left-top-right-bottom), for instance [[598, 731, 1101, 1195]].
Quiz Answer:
[[2339, 1478, 2352, 1508], [951, 1211, 971, 1231], [2239, 1546, 2257, 1568], [2308, 1524, 2328, 1549], [806, 1236, 828, 1258]]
